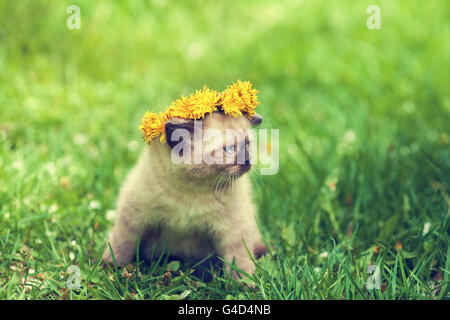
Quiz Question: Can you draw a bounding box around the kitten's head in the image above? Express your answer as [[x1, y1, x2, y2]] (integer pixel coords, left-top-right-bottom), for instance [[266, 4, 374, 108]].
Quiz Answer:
[[164, 111, 263, 179]]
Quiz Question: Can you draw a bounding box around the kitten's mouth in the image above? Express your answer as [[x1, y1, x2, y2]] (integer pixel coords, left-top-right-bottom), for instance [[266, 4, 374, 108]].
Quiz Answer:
[[228, 164, 251, 175], [239, 164, 251, 173]]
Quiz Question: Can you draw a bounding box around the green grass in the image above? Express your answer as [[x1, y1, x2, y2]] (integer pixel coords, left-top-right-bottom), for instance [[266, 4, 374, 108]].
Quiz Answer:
[[0, 0, 449, 300]]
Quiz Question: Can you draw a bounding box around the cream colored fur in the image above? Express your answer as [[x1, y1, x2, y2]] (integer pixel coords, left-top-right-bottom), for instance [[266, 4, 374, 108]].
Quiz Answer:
[[102, 112, 265, 281]]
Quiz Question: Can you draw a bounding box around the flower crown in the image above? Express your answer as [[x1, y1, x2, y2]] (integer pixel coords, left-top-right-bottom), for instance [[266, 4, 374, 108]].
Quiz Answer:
[[139, 80, 260, 144]]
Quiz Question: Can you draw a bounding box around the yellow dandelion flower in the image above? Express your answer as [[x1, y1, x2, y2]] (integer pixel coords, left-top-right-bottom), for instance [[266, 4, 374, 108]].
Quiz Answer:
[[168, 86, 220, 120], [221, 80, 260, 119], [139, 111, 167, 143], [138, 81, 260, 144]]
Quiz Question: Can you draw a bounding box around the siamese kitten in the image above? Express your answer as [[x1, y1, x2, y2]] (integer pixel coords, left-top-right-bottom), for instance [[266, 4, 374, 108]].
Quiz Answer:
[[102, 111, 267, 281]]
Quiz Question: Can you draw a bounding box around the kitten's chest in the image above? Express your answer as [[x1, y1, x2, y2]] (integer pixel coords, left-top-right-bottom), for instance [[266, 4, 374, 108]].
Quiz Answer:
[[171, 195, 227, 219], [147, 191, 232, 228]]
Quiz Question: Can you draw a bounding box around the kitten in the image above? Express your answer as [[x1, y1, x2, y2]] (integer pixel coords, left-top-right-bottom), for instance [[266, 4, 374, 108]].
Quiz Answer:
[[102, 111, 267, 281]]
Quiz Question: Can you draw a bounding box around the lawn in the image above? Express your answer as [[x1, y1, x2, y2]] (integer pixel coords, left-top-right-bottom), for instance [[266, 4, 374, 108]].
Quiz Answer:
[[0, 0, 449, 300]]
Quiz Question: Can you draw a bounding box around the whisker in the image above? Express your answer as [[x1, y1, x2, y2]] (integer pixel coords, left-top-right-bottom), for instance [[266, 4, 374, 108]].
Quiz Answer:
[[213, 170, 228, 199]]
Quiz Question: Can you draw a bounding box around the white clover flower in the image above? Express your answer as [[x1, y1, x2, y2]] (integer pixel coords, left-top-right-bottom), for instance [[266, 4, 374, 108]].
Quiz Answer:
[[45, 230, 56, 237], [12, 160, 24, 171], [48, 203, 58, 213], [337, 129, 357, 155], [343, 129, 356, 144], [43, 162, 57, 176], [106, 209, 116, 222], [88, 200, 101, 210], [74, 133, 88, 145]]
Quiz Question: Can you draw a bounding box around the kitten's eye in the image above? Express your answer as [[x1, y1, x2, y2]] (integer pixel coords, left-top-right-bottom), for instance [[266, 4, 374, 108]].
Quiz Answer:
[[224, 145, 235, 154]]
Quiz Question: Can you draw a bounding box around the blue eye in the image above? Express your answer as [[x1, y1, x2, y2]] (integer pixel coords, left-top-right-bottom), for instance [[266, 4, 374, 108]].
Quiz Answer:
[[224, 145, 235, 154]]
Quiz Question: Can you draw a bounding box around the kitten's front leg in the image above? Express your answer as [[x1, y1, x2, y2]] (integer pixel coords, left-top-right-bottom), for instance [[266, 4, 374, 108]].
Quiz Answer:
[[218, 229, 256, 283], [102, 212, 140, 267]]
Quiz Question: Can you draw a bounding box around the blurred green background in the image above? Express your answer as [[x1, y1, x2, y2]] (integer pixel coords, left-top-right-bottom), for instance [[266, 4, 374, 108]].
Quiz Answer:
[[0, 0, 448, 299]]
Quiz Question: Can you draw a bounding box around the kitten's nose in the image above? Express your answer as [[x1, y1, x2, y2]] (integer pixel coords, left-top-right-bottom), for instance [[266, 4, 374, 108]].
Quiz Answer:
[[241, 153, 251, 173], [240, 163, 251, 173], [244, 148, 251, 165]]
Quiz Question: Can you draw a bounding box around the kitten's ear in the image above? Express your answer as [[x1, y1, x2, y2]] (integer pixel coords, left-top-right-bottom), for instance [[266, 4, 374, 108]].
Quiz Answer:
[[250, 113, 263, 126], [165, 118, 195, 149]]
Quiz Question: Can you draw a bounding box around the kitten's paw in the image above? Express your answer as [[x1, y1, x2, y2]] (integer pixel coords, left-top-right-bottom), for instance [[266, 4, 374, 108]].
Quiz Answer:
[[253, 242, 268, 259], [101, 247, 131, 268], [100, 259, 114, 269], [230, 262, 255, 282], [100, 250, 115, 269], [230, 271, 257, 289]]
